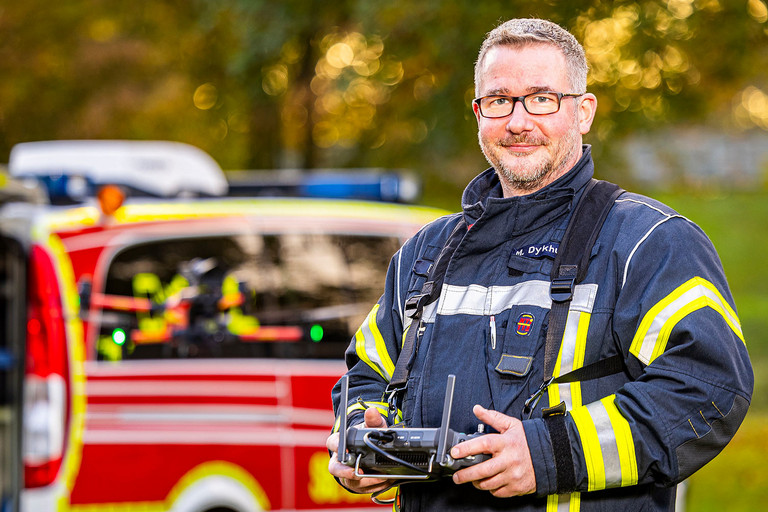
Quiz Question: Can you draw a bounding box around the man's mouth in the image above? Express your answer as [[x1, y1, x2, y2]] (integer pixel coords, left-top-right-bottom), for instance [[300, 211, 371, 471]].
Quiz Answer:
[[499, 137, 548, 151], [500, 141, 545, 154]]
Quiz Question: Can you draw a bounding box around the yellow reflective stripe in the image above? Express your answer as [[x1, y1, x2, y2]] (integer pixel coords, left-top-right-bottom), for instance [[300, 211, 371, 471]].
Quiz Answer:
[[603, 396, 638, 487], [569, 493, 581, 512], [571, 403, 606, 491], [354, 304, 395, 380], [571, 395, 638, 491], [550, 311, 590, 410], [547, 492, 580, 511], [630, 277, 744, 365], [547, 312, 590, 511]]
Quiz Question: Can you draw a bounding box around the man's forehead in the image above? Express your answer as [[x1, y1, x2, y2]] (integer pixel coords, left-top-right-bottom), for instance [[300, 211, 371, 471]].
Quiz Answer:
[[482, 42, 566, 68], [479, 43, 569, 91]]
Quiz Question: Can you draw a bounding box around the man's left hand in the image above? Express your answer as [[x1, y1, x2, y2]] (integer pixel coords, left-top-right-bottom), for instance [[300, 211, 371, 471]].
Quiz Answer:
[[450, 404, 536, 497]]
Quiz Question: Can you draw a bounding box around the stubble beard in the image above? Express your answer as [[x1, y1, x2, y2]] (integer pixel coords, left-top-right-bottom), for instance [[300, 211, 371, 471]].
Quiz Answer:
[[479, 123, 581, 193]]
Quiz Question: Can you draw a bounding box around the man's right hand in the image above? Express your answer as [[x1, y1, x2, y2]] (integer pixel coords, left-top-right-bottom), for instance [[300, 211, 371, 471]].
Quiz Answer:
[[326, 407, 393, 494]]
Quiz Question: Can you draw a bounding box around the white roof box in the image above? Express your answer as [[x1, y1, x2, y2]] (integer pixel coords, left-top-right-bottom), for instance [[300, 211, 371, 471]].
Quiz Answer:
[[9, 140, 228, 197]]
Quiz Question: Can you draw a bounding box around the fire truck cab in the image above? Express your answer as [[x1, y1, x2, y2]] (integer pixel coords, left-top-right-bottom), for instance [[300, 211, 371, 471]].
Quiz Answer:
[[0, 141, 446, 512]]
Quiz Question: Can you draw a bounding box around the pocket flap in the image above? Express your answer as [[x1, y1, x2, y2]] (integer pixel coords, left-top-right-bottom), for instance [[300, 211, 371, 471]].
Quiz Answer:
[[494, 354, 533, 376], [507, 253, 543, 274], [412, 244, 441, 277], [412, 259, 433, 277]]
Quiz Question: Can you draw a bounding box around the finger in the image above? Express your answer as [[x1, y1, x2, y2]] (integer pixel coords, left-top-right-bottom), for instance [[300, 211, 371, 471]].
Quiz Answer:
[[328, 452, 357, 480], [342, 476, 393, 494], [472, 480, 515, 498], [469, 472, 507, 493], [364, 406, 388, 428], [452, 458, 497, 485], [326, 432, 339, 453], [450, 432, 496, 459], [472, 404, 515, 433], [329, 453, 393, 493]]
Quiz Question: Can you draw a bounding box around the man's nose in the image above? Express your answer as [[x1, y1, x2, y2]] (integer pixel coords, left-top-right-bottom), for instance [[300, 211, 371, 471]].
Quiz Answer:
[[505, 99, 534, 133]]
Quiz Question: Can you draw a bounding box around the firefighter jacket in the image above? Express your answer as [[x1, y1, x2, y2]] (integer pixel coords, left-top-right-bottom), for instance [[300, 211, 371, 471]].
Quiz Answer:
[[332, 146, 753, 511]]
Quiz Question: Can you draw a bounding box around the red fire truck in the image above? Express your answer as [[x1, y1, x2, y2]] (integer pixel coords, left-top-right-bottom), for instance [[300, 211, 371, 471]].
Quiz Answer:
[[0, 141, 446, 512]]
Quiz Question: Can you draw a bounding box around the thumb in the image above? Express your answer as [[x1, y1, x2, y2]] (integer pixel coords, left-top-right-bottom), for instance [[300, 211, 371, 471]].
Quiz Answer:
[[473, 404, 515, 433], [364, 407, 388, 428]]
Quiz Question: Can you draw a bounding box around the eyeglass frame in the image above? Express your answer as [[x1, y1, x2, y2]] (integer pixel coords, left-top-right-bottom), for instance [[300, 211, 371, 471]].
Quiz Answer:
[[473, 91, 584, 118]]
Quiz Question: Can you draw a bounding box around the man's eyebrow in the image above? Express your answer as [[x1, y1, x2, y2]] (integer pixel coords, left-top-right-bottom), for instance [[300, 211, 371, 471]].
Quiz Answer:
[[483, 85, 555, 96]]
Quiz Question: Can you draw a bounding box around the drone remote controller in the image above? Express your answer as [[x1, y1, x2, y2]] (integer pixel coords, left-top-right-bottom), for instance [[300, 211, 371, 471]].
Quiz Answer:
[[336, 374, 491, 480]]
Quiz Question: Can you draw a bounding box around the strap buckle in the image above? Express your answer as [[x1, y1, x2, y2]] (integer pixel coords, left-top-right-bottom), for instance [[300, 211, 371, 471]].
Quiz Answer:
[[404, 282, 435, 319], [550, 277, 575, 303]]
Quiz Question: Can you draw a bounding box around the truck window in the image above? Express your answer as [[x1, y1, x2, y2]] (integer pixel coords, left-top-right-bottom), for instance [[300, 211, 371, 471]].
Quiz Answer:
[[94, 233, 400, 361]]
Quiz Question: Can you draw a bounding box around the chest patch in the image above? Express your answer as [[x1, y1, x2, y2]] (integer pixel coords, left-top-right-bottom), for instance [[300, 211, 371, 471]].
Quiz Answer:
[[516, 313, 535, 336], [512, 242, 559, 259]]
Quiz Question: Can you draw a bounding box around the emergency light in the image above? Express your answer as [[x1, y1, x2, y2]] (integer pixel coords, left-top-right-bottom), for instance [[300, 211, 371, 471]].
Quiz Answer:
[[8, 140, 229, 203], [226, 169, 421, 203]]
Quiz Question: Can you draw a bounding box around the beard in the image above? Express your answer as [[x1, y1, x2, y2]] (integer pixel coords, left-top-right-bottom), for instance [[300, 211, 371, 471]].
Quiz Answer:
[[479, 121, 581, 193]]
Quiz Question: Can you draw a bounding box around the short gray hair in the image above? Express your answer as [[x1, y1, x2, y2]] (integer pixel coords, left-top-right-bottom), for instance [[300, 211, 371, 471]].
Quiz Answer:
[[474, 19, 588, 95]]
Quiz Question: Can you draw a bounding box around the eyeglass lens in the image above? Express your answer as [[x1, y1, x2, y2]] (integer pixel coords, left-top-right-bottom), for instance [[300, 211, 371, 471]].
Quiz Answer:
[[479, 92, 563, 117]]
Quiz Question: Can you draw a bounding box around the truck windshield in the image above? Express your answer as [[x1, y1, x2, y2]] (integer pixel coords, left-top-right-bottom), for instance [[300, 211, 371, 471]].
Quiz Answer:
[[93, 233, 400, 361]]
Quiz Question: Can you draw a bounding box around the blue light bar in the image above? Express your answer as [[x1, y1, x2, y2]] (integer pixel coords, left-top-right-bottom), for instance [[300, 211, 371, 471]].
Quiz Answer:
[[226, 170, 421, 203]]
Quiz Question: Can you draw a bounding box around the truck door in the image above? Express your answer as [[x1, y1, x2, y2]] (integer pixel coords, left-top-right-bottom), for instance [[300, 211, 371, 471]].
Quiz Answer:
[[0, 234, 25, 512]]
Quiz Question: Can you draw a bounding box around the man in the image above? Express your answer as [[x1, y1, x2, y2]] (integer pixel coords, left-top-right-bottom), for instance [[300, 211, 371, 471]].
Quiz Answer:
[[327, 18, 753, 511]]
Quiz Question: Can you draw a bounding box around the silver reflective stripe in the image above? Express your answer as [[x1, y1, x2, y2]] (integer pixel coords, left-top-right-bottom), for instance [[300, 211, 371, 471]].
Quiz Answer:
[[559, 310, 583, 374], [422, 301, 438, 323], [435, 281, 597, 317], [571, 394, 638, 491], [553, 309, 586, 409], [630, 276, 744, 365], [355, 305, 394, 380], [587, 400, 623, 487]]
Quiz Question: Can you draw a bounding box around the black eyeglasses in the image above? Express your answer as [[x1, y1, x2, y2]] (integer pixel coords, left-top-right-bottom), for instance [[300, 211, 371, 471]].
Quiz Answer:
[[473, 91, 583, 118]]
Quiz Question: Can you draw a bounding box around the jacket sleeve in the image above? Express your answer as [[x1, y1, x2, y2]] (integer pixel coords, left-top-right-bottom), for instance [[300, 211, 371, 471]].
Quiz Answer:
[[526, 213, 753, 495]]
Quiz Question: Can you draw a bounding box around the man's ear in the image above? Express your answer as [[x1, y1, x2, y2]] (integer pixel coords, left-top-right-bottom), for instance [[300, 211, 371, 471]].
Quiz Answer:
[[577, 93, 598, 135]]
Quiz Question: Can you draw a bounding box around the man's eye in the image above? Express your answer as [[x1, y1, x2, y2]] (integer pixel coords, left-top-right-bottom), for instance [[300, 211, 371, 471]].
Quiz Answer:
[[531, 94, 555, 103], [490, 97, 511, 106]]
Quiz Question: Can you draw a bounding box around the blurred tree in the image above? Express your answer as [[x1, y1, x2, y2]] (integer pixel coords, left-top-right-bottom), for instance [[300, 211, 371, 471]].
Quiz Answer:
[[1, 0, 767, 201]]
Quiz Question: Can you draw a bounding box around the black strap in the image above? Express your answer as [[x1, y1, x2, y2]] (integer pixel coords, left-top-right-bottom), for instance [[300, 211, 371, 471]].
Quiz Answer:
[[543, 409, 576, 493], [524, 180, 624, 418], [385, 218, 467, 413], [554, 354, 625, 384], [543, 180, 625, 383]]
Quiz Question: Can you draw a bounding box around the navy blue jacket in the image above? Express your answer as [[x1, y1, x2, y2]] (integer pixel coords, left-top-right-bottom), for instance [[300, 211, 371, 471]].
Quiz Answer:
[[332, 147, 753, 511]]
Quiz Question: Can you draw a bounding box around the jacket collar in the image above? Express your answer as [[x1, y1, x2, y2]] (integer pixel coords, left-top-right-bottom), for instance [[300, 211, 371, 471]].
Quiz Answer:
[[460, 145, 595, 238]]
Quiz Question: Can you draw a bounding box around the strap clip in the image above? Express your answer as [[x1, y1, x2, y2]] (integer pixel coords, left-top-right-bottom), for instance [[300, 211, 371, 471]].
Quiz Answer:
[[550, 276, 575, 303], [404, 283, 434, 318], [523, 376, 555, 419], [385, 382, 407, 417]]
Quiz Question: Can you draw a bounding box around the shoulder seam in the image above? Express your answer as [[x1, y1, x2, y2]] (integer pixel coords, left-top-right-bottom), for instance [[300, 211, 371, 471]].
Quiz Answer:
[[618, 198, 688, 288]]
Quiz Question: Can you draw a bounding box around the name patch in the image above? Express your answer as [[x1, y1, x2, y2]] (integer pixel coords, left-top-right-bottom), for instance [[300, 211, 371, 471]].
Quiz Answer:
[[513, 242, 559, 259]]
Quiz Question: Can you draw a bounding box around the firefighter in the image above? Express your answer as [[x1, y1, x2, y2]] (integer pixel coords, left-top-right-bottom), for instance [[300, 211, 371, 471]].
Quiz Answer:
[[327, 18, 753, 511]]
